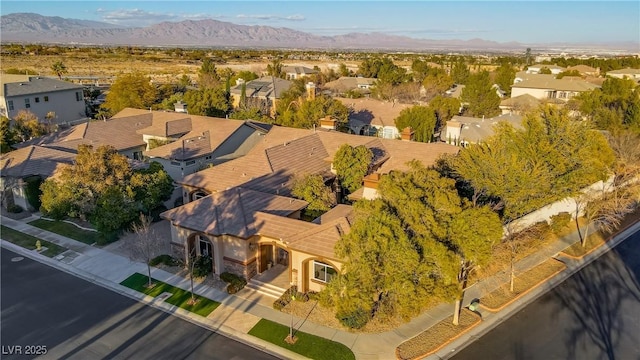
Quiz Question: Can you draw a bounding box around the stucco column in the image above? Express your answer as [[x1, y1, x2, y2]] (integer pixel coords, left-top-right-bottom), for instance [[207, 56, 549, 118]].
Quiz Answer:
[[212, 236, 223, 275]]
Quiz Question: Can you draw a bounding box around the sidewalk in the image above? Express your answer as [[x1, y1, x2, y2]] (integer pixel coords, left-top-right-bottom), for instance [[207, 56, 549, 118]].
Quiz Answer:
[[2, 215, 637, 360]]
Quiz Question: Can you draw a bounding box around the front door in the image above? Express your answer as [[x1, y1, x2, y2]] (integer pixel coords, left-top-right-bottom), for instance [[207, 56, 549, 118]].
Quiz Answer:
[[259, 244, 273, 273]]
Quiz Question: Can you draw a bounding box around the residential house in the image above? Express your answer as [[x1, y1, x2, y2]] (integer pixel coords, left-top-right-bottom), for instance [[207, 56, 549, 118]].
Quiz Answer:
[[513, 71, 556, 84], [282, 66, 318, 80], [511, 77, 599, 101], [499, 94, 541, 115], [323, 77, 376, 96], [0, 75, 87, 125], [336, 97, 409, 139], [566, 65, 600, 77], [525, 64, 566, 75], [163, 126, 459, 295], [229, 76, 293, 117], [606, 68, 640, 81], [442, 114, 523, 147], [0, 145, 75, 211]]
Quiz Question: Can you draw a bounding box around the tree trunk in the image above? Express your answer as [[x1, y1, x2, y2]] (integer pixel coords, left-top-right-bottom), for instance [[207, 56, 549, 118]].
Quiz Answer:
[[575, 215, 586, 247], [510, 260, 515, 293], [147, 263, 152, 288], [453, 297, 462, 326]]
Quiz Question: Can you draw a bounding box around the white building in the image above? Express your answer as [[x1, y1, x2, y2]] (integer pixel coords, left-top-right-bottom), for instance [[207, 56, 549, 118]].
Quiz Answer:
[[0, 75, 87, 124]]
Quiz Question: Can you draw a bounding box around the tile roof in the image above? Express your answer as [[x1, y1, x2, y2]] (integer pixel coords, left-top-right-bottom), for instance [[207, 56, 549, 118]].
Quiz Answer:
[[230, 76, 293, 99], [375, 139, 459, 173], [2, 76, 83, 97], [324, 77, 376, 92], [512, 77, 599, 92], [566, 65, 599, 74], [16, 114, 150, 153], [160, 187, 308, 239], [283, 66, 318, 75], [606, 68, 640, 75], [0, 145, 74, 178], [445, 114, 523, 144], [336, 97, 409, 128], [312, 204, 354, 224], [500, 94, 541, 108], [286, 216, 352, 260]]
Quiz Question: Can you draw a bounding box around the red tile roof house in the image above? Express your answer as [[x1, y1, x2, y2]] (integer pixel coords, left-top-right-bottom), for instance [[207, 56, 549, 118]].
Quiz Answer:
[[162, 126, 459, 296]]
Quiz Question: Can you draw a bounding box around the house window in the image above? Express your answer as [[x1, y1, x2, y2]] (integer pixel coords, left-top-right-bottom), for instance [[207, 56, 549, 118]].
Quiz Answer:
[[133, 151, 143, 160], [76, 91, 82, 101], [8, 100, 13, 111], [198, 235, 212, 258], [35, 97, 40, 103], [205, 155, 212, 160], [44, 96, 49, 102], [24, 98, 30, 108], [313, 261, 337, 283], [170, 161, 181, 166], [185, 160, 196, 166]]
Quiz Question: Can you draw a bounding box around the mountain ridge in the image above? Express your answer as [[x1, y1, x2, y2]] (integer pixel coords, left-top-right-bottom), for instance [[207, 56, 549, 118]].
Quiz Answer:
[[1, 12, 636, 52]]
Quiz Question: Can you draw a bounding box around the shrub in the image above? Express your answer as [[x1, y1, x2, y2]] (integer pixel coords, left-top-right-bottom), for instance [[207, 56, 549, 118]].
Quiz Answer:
[[337, 307, 370, 329], [7, 204, 23, 213], [149, 254, 177, 267], [150, 205, 168, 222], [550, 212, 572, 234], [192, 256, 213, 278], [529, 220, 552, 238], [219, 272, 247, 293], [24, 176, 43, 210], [273, 286, 298, 310]]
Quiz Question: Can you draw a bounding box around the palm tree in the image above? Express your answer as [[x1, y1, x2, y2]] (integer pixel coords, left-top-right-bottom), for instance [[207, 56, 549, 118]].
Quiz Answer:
[[51, 60, 67, 79]]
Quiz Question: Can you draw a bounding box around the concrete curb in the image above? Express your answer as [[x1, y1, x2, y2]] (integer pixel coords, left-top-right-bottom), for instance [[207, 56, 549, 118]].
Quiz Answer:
[[1, 240, 306, 360]]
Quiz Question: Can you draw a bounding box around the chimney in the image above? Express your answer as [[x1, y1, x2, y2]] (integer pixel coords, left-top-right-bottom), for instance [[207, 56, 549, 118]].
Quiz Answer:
[[320, 115, 336, 130], [174, 101, 188, 113], [305, 82, 316, 100], [362, 173, 381, 200], [401, 127, 415, 141]]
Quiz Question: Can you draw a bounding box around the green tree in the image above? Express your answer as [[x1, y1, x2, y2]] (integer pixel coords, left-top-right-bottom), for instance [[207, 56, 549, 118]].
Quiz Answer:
[[129, 161, 174, 214], [453, 105, 615, 221], [358, 58, 383, 78], [1, 116, 16, 152], [198, 58, 221, 88], [102, 72, 158, 116], [183, 87, 230, 117], [538, 67, 552, 74], [460, 71, 501, 118], [11, 110, 50, 142], [451, 60, 470, 84], [338, 63, 351, 77], [291, 173, 336, 212], [51, 60, 67, 79], [422, 67, 454, 100], [266, 58, 284, 78], [333, 144, 373, 193], [494, 63, 516, 96], [575, 77, 640, 132], [394, 105, 437, 142], [429, 95, 461, 126]]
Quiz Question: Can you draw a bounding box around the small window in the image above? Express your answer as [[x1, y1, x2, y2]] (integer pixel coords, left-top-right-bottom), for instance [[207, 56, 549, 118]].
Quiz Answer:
[[35, 97, 40, 103], [185, 160, 196, 166], [313, 261, 337, 283], [24, 98, 30, 108], [205, 155, 212, 160], [8, 100, 14, 111], [44, 96, 49, 102], [76, 91, 82, 101], [170, 161, 181, 166]]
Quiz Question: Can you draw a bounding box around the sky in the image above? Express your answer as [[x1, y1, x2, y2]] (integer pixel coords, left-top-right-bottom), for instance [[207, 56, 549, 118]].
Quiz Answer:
[[1, 1, 639, 44]]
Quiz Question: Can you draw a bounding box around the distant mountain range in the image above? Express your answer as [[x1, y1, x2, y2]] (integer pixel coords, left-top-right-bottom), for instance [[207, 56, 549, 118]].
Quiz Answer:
[[1, 12, 637, 52]]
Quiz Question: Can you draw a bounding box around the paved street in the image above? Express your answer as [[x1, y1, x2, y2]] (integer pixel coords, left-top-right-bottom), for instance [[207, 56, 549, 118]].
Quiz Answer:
[[449, 228, 640, 360], [0, 248, 279, 360]]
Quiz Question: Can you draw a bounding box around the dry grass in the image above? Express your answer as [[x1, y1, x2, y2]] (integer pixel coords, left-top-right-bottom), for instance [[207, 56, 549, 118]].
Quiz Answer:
[[396, 309, 480, 360], [480, 258, 566, 310], [561, 232, 606, 258]]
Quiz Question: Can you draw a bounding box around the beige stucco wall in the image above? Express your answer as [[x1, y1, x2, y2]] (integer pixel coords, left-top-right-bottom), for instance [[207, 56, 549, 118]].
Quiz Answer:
[[511, 87, 549, 100], [290, 250, 342, 292]]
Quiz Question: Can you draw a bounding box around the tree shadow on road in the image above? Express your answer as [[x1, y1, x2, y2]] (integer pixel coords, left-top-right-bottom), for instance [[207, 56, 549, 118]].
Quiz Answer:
[[547, 243, 640, 360]]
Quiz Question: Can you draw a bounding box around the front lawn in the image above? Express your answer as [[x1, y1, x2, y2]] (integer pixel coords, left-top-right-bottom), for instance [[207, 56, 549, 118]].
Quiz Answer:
[[120, 273, 219, 317], [28, 219, 106, 245], [1, 225, 67, 257], [248, 318, 355, 360]]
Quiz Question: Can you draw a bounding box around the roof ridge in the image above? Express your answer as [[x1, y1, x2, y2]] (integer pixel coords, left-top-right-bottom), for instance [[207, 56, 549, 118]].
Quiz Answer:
[[17, 145, 37, 177]]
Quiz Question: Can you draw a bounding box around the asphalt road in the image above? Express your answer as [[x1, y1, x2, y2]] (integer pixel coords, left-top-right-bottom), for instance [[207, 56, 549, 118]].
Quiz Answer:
[[0, 248, 279, 360], [450, 227, 640, 360]]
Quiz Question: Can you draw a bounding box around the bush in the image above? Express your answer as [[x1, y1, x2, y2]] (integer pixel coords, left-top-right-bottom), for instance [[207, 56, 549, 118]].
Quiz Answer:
[[96, 231, 120, 246], [273, 286, 298, 310], [7, 204, 23, 213], [24, 176, 43, 210], [337, 307, 370, 329], [219, 272, 247, 293], [149, 254, 177, 267], [550, 212, 572, 234], [150, 205, 168, 222], [192, 256, 213, 278], [529, 220, 552, 238]]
